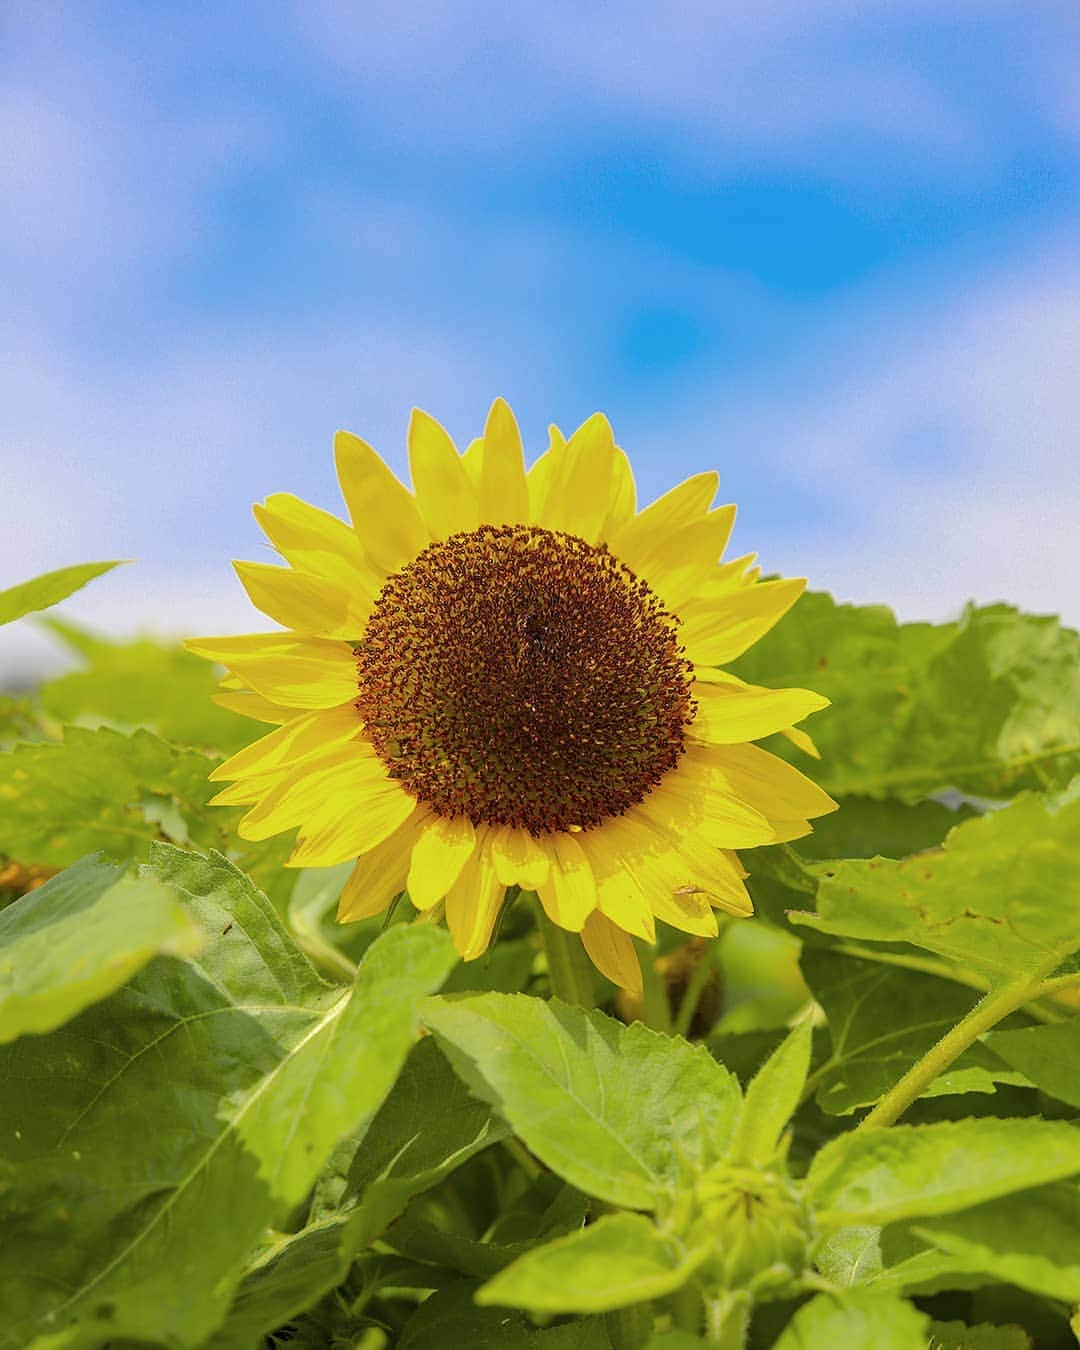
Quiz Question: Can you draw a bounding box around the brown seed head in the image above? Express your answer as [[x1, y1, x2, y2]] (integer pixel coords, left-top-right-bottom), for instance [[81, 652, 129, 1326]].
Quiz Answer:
[[355, 524, 695, 834]]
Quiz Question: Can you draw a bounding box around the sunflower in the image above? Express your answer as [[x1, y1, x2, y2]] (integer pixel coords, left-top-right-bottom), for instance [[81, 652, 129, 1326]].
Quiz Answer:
[[187, 400, 835, 991]]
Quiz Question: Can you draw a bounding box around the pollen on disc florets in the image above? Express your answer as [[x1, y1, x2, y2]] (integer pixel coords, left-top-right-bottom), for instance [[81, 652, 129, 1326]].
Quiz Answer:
[[355, 524, 696, 835]]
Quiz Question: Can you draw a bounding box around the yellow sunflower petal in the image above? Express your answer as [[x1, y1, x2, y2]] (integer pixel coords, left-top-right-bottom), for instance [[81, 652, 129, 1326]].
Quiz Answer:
[[287, 777, 419, 867], [535, 832, 596, 932], [461, 436, 484, 486], [640, 759, 778, 849], [691, 679, 829, 745], [704, 741, 838, 822], [489, 824, 551, 889], [655, 826, 754, 917], [208, 780, 265, 806], [580, 911, 643, 993], [631, 505, 736, 603], [600, 446, 637, 538], [529, 413, 617, 543], [407, 814, 477, 909], [445, 831, 504, 960], [253, 493, 382, 599], [185, 633, 358, 710], [476, 398, 529, 524], [577, 823, 656, 941], [607, 471, 718, 568], [602, 813, 718, 937], [781, 726, 821, 758], [682, 577, 806, 666], [238, 746, 410, 847], [408, 408, 479, 539], [334, 429, 429, 574], [209, 705, 361, 782], [233, 561, 359, 638], [211, 690, 291, 724], [337, 812, 425, 922]]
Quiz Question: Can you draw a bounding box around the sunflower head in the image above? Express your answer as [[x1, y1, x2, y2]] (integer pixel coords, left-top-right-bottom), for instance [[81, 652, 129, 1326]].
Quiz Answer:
[[188, 399, 835, 991]]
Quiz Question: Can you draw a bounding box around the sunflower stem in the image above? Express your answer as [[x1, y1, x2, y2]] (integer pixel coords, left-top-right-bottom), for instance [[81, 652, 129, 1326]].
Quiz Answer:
[[538, 909, 596, 1007], [637, 939, 673, 1034], [857, 954, 1064, 1130]]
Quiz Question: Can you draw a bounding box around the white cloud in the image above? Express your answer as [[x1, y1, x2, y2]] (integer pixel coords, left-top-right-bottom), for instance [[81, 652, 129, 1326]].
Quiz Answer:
[[672, 240, 1080, 624]]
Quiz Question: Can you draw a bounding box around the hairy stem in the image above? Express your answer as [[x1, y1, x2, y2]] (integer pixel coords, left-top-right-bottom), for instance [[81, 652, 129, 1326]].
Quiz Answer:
[[705, 1291, 751, 1349], [538, 908, 596, 1007], [857, 957, 1065, 1130]]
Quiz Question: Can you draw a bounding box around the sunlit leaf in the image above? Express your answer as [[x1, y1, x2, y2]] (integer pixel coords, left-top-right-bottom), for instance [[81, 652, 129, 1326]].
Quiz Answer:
[[422, 992, 741, 1210], [807, 1118, 1080, 1227], [733, 593, 1080, 801], [478, 1212, 700, 1313], [0, 854, 202, 1042], [0, 847, 456, 1348], [791, 787, 1080, 985], [772, 1289, 929, 1349], [0, 560, 125, 627]]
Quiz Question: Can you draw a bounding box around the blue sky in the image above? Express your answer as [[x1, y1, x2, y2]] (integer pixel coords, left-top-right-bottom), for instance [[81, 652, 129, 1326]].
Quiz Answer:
[[2, 1, 1079, 674]]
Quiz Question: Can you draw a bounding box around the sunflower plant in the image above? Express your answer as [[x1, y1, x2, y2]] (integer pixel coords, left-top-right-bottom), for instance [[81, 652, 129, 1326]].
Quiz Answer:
[[1, 405, 1079, 1350]]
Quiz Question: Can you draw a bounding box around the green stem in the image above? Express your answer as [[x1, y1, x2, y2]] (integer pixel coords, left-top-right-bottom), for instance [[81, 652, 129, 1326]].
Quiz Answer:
[[636, 939, 673, 1034], [538, 908, 596, 1007], [672, 944, 718, 1040], [705, 1292, 750, 1349], [857, 957, 1065, 1130], [832, 941, 1068, 1024], [605, 1302, 653, 1350]]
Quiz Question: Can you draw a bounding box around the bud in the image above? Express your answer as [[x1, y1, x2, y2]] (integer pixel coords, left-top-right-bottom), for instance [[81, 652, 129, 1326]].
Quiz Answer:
[[686, 1163, 813, 1299]]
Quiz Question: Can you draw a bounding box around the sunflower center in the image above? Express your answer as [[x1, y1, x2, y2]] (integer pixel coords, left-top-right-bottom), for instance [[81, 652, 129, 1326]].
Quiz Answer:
[[355, 524, 695, 834]]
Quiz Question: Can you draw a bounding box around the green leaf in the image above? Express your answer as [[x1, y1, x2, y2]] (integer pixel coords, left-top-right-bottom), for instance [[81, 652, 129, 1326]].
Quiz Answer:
[[478, 1212, 700, 1314], [795, 796, 977, 861], [910, 1183, 1080, 1303], [983, 1020, 1080, 1108], [387, 1173, 589, 1280], [422, 992, 742, 1210], [0, 561, 125, 627], [801, 949, 1029, 1115], [38, 619, 255, 753], [0, 726, 227, 867], [312, 1035, 507, 1228], [791, 788, 1080, 985], [732, 593, 1080, 801], [0, 854, 202, 1042], [399, 1280, 609, 1350], [728, 1018, 813, 1165], [773, 1289, 929, 1349], [927, 1322, 1030, 1350], [813, 1226, 883, 1288], [807, 1118, 1080, 1228], [0, 847, 457, 1349]]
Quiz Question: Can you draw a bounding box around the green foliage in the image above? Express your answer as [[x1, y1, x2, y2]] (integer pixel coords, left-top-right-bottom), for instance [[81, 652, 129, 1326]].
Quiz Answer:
[[733, 592, 1080, 800], [800, 949, 1028, 1114], [0, 848, 456, 1348], [0, 854, 202, 1042], [0, 725, 228, 866], [791, 786, 1080, 985], [478, 1212, 700, 1313], [38, 619, 255, 752], [5, 588, 1080, 1346], [0, 560, 124, 627], [422, 992, 742, 1209], [771, 1289, 929, 1349], [806, 1118, 1080, 1226]]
